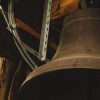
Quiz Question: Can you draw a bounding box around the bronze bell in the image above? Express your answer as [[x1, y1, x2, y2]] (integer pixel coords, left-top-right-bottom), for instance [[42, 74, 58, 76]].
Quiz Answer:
[[17, 8, 100, 100]]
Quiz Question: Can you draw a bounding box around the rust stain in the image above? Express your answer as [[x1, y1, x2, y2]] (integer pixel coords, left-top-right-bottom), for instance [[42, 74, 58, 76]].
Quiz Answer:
[[15, 18, 58, 50]]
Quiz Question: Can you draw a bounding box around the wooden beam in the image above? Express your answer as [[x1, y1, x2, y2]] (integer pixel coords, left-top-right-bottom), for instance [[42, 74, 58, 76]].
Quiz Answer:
[[15, 18, 58, 50]]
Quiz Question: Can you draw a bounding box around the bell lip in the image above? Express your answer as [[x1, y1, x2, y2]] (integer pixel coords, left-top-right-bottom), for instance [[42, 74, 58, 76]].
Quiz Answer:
[[22, 56, 100, 87], [19, 68, 100, 99], [18, 68, 100, 100]]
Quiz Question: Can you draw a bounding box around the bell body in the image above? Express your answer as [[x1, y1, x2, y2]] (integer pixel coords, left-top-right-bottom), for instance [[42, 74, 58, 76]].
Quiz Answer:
[[17, 9, 100, 100]]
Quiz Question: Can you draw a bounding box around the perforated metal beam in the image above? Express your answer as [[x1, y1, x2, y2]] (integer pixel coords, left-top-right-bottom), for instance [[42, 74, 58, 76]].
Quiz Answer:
[[39, 0, 52, 61]]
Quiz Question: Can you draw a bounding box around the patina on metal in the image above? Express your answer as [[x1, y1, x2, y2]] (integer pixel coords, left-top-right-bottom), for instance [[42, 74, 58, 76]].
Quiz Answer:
[[17, 8, 100, 100]]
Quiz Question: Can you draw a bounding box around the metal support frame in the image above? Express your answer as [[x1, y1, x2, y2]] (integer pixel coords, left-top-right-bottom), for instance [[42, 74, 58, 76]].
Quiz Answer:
[[0, 4, 38, 70], [38, 0, 52, 61], [0, 5, 9, 29], [0, 4, 37, 57], [0, 0, 52, 62], [0, 6, 38, 58]]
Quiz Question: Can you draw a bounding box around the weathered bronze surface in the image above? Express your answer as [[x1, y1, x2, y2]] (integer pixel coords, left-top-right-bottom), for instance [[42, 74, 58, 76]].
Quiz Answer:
[[17, 8, 100, 100]]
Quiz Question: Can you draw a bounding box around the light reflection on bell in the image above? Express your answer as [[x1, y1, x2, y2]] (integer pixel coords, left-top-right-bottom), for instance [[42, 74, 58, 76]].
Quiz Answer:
[[17, 8, 100, 100]]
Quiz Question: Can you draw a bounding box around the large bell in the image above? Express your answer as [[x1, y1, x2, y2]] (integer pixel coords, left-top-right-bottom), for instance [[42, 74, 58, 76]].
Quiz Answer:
[[17, 8, 100, 100]]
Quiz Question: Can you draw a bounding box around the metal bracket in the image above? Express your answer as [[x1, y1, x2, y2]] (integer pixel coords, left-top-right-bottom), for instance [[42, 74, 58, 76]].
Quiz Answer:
[[38, 0, 52, 61]]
